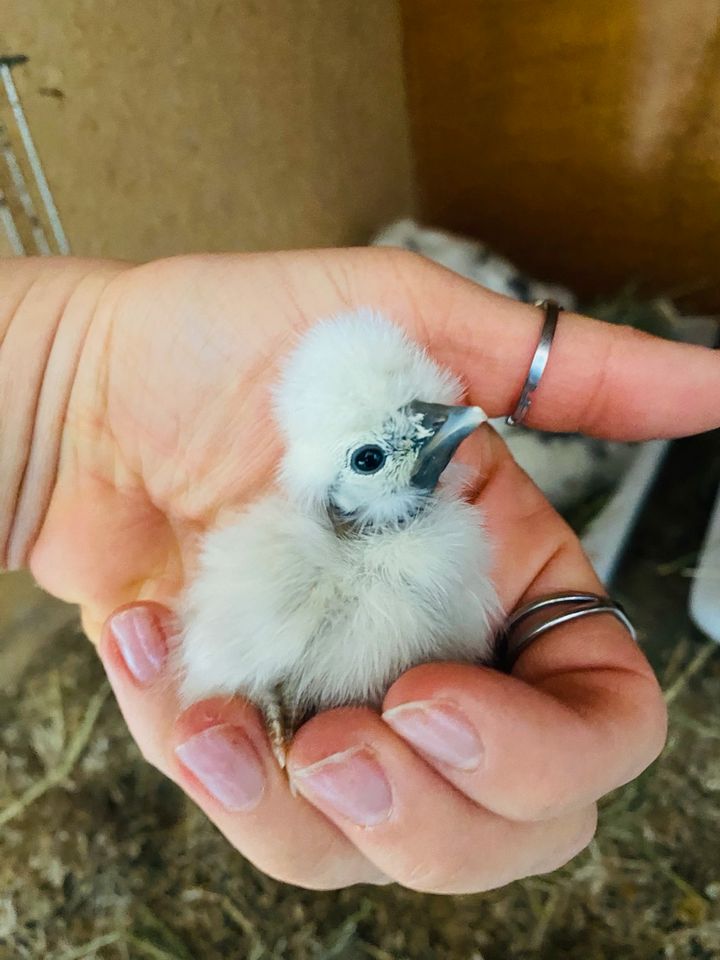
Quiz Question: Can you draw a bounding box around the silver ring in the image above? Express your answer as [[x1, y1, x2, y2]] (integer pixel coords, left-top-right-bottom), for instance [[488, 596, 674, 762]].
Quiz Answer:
[[498, 591, 637, 670], [506, 299, 563, 427]]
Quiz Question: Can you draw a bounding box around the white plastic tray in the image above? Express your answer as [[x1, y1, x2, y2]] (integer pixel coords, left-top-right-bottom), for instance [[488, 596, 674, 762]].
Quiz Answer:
[[581, 439, 670, 584], [690, 484, 720, 642]]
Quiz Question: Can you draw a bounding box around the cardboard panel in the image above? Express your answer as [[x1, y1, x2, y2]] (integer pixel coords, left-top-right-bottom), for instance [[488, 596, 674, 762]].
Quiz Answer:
[[1, 0, 415, 259], [401, 0, 720, 310]]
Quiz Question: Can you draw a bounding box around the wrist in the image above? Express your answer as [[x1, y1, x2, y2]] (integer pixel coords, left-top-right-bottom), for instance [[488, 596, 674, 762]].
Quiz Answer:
[[0, 258, 128, 570]]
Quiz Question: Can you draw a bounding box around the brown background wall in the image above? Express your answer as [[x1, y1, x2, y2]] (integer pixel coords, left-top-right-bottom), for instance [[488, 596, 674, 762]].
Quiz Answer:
[[1, 0, 415, 261], [401, 0, 720, 311], [3, 1, 719, 309]]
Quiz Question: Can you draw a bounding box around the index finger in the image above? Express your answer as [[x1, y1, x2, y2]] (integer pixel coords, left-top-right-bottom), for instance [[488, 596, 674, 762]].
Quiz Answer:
[[384, 250, 720, 440]]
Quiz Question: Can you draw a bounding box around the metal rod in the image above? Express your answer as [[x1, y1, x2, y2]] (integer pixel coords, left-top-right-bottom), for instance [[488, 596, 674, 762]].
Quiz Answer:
[[0, 62, 69, 254], [0, 120, 51, 254], [0, 187, 25, 254]]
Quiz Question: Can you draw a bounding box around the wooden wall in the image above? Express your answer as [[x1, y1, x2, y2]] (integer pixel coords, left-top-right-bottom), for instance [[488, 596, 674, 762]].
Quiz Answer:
[[1, 0, 415, 260], [4, 1, 719, 309], [401, 0, 720, 310]]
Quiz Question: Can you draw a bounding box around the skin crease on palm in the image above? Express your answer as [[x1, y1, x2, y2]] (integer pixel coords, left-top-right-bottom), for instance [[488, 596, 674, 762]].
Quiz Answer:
[[6, 248, 720, 892]]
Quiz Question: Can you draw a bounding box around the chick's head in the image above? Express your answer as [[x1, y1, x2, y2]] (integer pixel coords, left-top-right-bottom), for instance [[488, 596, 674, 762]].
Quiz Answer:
[[274, 309, 486, 526]]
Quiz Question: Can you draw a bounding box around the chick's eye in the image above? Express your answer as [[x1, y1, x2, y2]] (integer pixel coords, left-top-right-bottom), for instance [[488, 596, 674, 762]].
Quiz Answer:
[[350, 444, 386, 474]]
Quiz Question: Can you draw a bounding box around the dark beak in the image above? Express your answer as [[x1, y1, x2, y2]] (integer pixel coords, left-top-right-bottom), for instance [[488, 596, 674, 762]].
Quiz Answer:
[[407, 400, 487, 492]]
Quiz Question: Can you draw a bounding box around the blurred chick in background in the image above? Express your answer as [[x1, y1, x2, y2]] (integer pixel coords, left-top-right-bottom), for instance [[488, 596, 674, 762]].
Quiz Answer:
[[177, 311, 499, 763]]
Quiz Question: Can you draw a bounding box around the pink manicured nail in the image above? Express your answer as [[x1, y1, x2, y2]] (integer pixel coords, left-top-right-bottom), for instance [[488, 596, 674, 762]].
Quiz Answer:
[[175, 725, 265, 812], [383, 701, 484, 771], [292, 747, 392, 827], [110, 606, 167, 685]]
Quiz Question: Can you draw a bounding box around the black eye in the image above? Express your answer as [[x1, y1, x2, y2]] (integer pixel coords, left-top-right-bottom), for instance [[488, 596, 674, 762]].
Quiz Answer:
[[350, 444, 386, 474]]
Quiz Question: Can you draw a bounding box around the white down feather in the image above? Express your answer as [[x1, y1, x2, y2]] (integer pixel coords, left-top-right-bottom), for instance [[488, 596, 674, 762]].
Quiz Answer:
[[177, 309, 499, 713], [178, 492, 497, 710]]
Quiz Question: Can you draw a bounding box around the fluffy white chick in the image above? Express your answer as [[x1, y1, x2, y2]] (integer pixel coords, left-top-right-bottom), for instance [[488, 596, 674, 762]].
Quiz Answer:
[[177, 309, 500, 762]]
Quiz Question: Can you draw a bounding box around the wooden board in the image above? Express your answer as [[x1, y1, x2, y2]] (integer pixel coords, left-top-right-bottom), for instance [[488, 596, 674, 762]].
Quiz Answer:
[[401, 0, 720, 311], [1, 0, 415, 259]]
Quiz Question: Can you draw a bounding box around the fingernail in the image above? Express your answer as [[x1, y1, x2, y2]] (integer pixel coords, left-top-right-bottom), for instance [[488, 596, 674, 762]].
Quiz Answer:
[[291, 747, 392, 827], [383, 701, 484, 771], [110, 606, 167, 685], [175, 725, 265, 812]]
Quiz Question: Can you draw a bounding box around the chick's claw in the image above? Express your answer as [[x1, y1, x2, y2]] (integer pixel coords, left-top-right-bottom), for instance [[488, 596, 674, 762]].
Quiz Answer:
[[261, 687, 306, 770]]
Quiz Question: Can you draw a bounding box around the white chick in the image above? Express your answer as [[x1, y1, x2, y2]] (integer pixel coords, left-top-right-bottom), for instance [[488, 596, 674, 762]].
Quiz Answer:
[[177, 310, 499, 762]]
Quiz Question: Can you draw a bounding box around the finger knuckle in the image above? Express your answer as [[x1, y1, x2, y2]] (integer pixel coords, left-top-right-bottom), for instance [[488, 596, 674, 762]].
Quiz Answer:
[[381, 246, 427, 274], [394, 850, 472, 895], [137, 739, 167, 775], [259, 862, 347, 891], [502, 781, 578, 822], [260, 861, 342, 890], [613, 674, 668, 784], [531, 806, 598, 876], [250, 838, 376, 892], [639, 684, 669, 765]]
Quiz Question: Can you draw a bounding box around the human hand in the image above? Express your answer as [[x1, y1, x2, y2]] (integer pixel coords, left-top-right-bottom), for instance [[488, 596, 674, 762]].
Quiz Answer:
[[19, 249, 720, 890]]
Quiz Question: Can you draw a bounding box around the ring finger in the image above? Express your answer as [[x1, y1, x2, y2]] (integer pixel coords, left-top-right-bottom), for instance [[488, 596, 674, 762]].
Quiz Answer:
[[288, 707, 597, 894]]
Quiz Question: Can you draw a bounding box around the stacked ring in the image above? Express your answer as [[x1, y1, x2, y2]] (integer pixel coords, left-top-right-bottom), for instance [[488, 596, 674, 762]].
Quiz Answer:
[[499, 592, 637, 671]]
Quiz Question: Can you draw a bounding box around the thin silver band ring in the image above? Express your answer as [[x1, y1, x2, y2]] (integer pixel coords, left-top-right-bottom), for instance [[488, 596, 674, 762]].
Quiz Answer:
[[498, 592, 637, 671], [506, 299, 563, 427]]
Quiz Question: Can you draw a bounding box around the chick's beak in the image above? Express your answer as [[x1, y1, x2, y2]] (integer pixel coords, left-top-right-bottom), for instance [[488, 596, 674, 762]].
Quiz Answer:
[[407, 400, 487, 492]]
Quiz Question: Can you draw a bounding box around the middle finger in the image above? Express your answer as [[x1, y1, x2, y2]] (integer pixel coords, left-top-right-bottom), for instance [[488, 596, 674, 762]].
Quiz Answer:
[[288, 707, 597, 894]]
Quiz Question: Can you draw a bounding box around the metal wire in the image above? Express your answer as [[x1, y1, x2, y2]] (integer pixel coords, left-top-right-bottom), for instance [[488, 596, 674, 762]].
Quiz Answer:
[[0, 62, 69, 254], [0, 55, 69, 256], [0, 186, 24, 254], [0, 120, 51, 254]]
